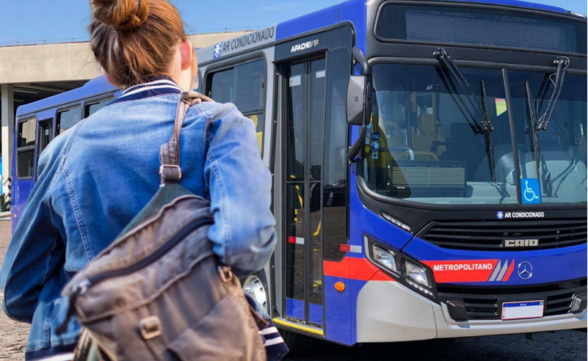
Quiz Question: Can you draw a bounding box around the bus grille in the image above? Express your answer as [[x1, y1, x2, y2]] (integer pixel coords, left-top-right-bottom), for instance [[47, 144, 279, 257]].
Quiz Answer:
[[419, 218, 586, 251], [437, 279, 586, 320]]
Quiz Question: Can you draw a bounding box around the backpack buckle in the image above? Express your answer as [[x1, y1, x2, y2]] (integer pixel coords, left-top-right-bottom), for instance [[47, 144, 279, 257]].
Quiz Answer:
[[139, 316, 162, 340], [218, 266, 233, 283], [159, 165, 182, 182]]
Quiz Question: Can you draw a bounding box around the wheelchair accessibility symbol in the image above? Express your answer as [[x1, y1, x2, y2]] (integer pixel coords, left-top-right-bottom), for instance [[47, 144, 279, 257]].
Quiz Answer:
[[521, 178, 541, 204]]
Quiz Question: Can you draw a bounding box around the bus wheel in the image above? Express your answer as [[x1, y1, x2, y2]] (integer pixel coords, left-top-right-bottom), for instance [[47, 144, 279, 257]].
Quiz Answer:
[[242, 273, 268, 312], [242, 273, 298, 350]]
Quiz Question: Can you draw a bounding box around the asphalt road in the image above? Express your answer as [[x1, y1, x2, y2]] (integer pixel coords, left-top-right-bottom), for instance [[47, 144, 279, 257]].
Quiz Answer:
[[284, 330, 587, 361]]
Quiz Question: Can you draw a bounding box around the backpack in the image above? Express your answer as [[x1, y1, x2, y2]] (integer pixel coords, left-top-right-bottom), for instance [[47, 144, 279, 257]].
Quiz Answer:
[[57, 91, 268, 361]]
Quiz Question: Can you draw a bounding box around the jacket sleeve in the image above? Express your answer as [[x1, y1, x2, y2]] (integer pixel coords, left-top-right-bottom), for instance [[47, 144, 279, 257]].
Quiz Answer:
[[204, 104, 276, 277], [0, 147, 65, 323]]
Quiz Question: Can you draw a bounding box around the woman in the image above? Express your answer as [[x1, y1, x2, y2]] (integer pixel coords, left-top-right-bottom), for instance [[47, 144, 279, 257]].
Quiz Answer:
[[0, 0, 277, 360]]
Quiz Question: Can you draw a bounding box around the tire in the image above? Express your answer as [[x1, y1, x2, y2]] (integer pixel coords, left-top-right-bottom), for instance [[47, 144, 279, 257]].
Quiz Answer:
[[241, 272, 300, 350], [241, 272, 269, 313]]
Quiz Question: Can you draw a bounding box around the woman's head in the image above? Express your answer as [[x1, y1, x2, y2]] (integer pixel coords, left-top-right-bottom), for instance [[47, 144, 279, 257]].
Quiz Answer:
[[90, 0, 196, 90]]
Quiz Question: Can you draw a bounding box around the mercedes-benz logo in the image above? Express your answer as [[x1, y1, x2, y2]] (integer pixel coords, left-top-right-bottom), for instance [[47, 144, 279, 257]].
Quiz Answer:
[[517, 261, 533, 280]]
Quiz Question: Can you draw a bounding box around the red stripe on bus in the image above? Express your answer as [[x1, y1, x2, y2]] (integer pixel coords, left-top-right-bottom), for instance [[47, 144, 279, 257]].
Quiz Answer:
[[324, 257, 394, 281], [503, 260, 515, 281], [423, 260, 499, 283], [369, 270, 394, 281]]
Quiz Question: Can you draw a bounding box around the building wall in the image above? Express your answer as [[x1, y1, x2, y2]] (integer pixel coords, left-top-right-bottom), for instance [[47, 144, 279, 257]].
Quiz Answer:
[[0, 32, 248, 84]]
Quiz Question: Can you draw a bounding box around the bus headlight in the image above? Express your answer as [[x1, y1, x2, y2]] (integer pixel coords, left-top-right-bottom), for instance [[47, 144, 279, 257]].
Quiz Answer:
[[372, 244, 398, 273], [404, 261, 430, 287], [365, 235, 437, 300]]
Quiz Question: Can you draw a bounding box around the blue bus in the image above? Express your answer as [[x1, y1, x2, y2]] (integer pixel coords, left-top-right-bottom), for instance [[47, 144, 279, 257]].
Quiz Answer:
[[13, 0, 587, 348]]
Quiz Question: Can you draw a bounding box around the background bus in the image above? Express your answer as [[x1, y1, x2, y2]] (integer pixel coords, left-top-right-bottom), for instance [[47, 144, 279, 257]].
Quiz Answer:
[[12, 0, 587, 349]]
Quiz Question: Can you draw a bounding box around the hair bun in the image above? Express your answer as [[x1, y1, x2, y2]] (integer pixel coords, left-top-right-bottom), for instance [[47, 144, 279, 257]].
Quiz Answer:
[[91, 0, 149, 31]]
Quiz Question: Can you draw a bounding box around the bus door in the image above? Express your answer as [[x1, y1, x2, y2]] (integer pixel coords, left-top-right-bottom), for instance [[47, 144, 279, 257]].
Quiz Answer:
[[283, 57, 327, 329]]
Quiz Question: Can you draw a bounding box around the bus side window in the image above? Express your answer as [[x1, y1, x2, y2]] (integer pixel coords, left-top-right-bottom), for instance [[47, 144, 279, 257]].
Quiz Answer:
[[16, 117, 36, 178], [56, 107, 81, 135], [209, 69, 234, 104], [208, 59, 267, 156], [236, 60, 266, 155], [35, 119, 54, 180], [84, 98, 113, 118]]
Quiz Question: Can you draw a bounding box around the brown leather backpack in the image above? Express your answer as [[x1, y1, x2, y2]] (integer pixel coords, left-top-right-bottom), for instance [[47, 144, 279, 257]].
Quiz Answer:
[[58, 92, 268, 361]]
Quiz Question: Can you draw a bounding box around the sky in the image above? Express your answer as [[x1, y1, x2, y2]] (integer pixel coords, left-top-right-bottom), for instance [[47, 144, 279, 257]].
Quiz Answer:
[[0, 0, 585, 46]]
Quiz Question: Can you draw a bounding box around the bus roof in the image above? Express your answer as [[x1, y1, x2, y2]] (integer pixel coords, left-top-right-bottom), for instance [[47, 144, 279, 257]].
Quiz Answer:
[[17, 0, 578, 118], [197, 0, 576, 61], [16, 75, 117, 117], [444, 0, 568, 13], [277, 0, 573, 37]]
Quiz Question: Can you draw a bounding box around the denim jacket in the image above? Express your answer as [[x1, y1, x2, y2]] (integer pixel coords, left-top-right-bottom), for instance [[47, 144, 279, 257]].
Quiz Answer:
[[0, 78, 276, 360]]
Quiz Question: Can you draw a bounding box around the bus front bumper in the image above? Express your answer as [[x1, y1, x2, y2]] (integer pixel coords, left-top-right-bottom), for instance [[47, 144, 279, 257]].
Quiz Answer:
[[356, 281, 587, 343]]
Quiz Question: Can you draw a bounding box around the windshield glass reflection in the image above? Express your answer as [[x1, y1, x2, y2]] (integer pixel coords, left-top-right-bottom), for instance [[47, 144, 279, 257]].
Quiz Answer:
[[364, 64, 587, 205]]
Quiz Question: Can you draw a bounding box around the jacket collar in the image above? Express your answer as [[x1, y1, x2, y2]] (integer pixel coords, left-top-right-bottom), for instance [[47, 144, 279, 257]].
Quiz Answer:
[[110, 75, 183, 105]]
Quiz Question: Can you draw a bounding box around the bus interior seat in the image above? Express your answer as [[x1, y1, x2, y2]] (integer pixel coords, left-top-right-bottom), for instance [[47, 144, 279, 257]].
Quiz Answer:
[[384, 119, 414, 161], [411, 113, 446, 160]]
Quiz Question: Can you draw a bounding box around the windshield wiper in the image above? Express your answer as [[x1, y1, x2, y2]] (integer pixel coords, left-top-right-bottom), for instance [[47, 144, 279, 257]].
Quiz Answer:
[[434, 48, 496, 181], [480, 80, 496, 182], [525, 57, 570, 196], [525, 81, 543, 189], [536, 57, 570, 131]]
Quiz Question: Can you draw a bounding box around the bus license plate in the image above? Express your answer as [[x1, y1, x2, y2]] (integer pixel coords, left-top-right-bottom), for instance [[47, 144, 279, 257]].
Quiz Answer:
[[502, 300, 544, 320]]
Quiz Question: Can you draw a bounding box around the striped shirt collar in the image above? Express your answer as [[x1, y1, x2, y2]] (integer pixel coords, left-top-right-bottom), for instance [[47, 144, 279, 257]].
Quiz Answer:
[[111, 75, 183, 105]]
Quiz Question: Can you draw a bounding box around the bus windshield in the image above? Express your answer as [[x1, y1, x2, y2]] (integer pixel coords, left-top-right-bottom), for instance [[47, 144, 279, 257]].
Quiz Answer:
[[364, 64, 587, 205]]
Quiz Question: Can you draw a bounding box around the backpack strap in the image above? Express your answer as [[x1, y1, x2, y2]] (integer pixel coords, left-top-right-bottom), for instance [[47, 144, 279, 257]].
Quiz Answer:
[[160, 91, 213, 184]]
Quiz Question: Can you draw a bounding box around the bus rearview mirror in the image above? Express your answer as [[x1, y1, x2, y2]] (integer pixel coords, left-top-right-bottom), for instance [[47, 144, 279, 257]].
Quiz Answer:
[[347, 75, 366, 126]]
